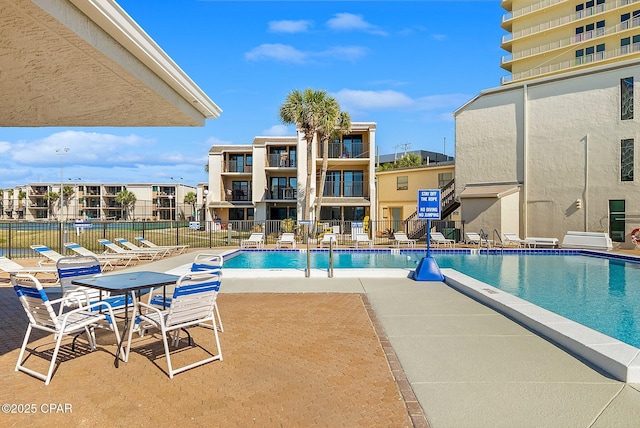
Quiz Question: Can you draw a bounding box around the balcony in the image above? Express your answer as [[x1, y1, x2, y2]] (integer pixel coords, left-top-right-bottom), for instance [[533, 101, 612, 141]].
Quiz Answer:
[[266, 187, 297, 201], [225, 188, 251, 202], [267, 154, 297, 168], [322, 181, 368, 198], [318, 142, 368, 159], [223, 162, 253, 173]]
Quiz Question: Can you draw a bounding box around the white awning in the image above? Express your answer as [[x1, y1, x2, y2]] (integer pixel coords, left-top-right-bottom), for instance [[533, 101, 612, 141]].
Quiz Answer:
[[459, 184, 520, 199]]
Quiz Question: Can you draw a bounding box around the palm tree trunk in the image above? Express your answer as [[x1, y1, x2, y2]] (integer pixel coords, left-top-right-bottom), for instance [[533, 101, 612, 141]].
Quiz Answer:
[[314, 136, 330, 226], [304, 132, 313, 225]]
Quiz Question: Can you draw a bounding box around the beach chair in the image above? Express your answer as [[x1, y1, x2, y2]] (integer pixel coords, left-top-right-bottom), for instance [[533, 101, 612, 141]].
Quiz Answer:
[[149, 252, 224, 332], [115, 238, 172, 258], [98, 239, 162, 261], [464, 232, 481, 245], [135, 237, 189, 254], [503, 233, 528, 248], [56, 256, 132, 312], [393, 232, 416, 248], [319, 233, 338, 248], [30, 245, 65, 267], [241, 233, 264, 249], [523, 237, 559, 248], [12, 273, 122, 385], [63, 242, 135, 269], [0, 256, 58, 278], [354, 233, 373, 248], [128, 270, 223, 379], [276, 232, 296, 249], [430, 232, 455, 248]]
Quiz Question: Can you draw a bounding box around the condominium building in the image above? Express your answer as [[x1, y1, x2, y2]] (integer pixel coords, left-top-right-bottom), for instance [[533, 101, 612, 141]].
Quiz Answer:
[[501, 0, 640, 84], [455, 0, 640, 247], [205, 123, 377, 225], [0, 182, 196, 222]]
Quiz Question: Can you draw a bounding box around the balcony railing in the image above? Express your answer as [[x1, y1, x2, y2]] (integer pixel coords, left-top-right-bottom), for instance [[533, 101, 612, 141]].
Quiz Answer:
[[267, 154, 297, 168], [266, 187, 297, 200], [501, 0, 637, 44], [322, 181, 367, 198], [225, 188, 251, 202], [503, 42, 640, 84], [318, 142, 367, 159], [223, 162, 253, 173]]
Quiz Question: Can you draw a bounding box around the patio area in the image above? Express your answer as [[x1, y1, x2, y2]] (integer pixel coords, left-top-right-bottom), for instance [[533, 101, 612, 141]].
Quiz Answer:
[[0, 288, 415, 427]]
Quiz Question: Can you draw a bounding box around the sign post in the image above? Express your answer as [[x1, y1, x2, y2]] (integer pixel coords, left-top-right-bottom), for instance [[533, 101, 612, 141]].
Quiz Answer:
[[414, 189, 444, 281]]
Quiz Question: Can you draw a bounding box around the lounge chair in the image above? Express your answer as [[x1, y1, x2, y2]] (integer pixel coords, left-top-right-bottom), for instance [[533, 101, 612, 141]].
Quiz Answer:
[[128, 269, 223, 379], [354, 233, 373, 248], [0, 256, 58, 278], [276, 233, 296, 249], [524, 237, 559, 248], [12, 273, 122, 385], [135, 237, 189, 254], [393, 232, 416, 248], [115, 238, 172, 258], [98, 239, 162, 261], [465, 232, 481, 245], [241, 233, 264, 249], [29, 245, 65, 267], [319, 233, 338, 248], [503, 233, 528, 248], [430, 232, 455, 248], [63, 242, 135, 269]]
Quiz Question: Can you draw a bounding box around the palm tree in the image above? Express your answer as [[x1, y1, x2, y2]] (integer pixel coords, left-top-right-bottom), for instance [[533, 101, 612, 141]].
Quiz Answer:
[[115, 189, 137, 220], [61, 185, 75, 219], [314, 108, 351, 224], [184, 191, 197, 220], [279, 88, 334, 223], [44, 191, 59, 219]]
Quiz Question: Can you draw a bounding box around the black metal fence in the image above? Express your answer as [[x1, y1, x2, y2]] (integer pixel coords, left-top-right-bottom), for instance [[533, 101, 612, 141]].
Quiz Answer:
[[0, 219, 465, 259]]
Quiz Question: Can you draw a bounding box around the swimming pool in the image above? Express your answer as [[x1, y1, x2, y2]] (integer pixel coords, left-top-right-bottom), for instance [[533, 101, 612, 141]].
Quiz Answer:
[[224, 250, 640, 349]]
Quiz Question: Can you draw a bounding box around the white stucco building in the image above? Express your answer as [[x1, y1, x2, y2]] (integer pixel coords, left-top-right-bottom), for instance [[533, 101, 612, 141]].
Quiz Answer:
[[455, 59, 639, 246]]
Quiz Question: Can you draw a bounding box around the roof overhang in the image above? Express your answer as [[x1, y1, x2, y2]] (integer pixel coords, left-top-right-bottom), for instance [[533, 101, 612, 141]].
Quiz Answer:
[[0, 0, 221, 127], [317, 197, 371, 207], [459, 184, 520, 199]]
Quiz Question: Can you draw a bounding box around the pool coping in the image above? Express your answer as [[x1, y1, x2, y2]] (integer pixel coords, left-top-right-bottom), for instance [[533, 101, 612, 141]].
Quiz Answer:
[[218, 248, 640, 382]]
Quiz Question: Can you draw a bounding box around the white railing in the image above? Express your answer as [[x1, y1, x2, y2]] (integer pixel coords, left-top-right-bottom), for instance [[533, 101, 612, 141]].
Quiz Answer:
[[502, 0, 639, 44]]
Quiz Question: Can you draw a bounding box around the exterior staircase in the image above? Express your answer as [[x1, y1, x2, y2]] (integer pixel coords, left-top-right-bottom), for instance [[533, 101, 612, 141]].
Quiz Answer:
[[405, 179, 460, 240]]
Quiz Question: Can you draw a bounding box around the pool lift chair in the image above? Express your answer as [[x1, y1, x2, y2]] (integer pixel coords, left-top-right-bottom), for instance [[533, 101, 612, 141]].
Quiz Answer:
[[129, 269, 223, 379], [12, 273, 122, 385]]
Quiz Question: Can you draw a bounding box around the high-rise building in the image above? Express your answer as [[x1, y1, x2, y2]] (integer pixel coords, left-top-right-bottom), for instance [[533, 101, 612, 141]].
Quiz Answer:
[[501, 0, 640, 84]]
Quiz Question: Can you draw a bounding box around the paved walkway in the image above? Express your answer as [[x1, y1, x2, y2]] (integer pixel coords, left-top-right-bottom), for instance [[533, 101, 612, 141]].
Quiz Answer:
[[3, 251, 640, 426]]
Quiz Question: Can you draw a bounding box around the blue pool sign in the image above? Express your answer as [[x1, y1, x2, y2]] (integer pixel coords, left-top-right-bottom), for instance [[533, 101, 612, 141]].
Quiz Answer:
[[417, 189, 441, 220]]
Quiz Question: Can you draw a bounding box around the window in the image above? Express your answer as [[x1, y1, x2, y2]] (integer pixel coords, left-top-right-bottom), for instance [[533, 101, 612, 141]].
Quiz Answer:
[[609, 200, 626, 242], [229, 208, 244, 220], [621, 139, 634, 182], [621, 77, 634, 120], [397, 176, 408, 190], [575, 49, 584, 64], [438, 172, 453, 188], [324, 171, 341, 197], [344, 171, 364, 197]]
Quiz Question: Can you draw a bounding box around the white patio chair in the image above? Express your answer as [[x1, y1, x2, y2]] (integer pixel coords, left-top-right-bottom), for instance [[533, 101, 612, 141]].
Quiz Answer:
[[465, 232, 482, 245], [241, 232, 264, 249], [115, 238, 172, 258], [503, 233, 527, 248], [12, 273, 122, 385], [319, 233, 338, 248], [56, 256, 132, 312], [64, 242, 135, 269], [354, 233, 373, 248], [393, 232, 416, 248], [0, 256, 58, 278], [128, 270, 223, 379], [98, 238, 161, 261], [135, 237, 189, 254], [276, 232, 296, 249], [149, 253, 224, 332], [30, 244, 65, 266], [430, 232, 455, 248]]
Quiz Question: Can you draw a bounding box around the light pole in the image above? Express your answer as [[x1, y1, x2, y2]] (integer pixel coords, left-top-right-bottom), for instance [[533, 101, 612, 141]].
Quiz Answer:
[[56, 148, 69, 221]]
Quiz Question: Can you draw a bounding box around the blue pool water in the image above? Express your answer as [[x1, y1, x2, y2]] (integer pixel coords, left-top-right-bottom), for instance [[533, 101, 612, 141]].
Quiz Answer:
[[225, 250, 640, 348]]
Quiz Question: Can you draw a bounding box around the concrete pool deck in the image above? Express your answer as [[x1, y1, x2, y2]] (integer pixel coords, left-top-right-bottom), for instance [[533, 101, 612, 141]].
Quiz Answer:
[[3, 250, 640, 426], [129, 251, 640, 426]]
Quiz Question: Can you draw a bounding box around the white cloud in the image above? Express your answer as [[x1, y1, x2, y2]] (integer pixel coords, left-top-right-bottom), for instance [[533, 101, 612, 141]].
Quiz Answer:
[[326, 13, 387, 36], [245, 43, 368, 64], [268, 19, 313, 33], [333, 89, 414, 110], [262, 125, 292, 136], [245, 44, 308, 64]]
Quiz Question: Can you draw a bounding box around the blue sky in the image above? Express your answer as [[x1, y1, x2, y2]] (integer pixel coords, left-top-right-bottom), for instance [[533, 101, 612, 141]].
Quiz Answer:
[[0, 1, 506, 188]]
